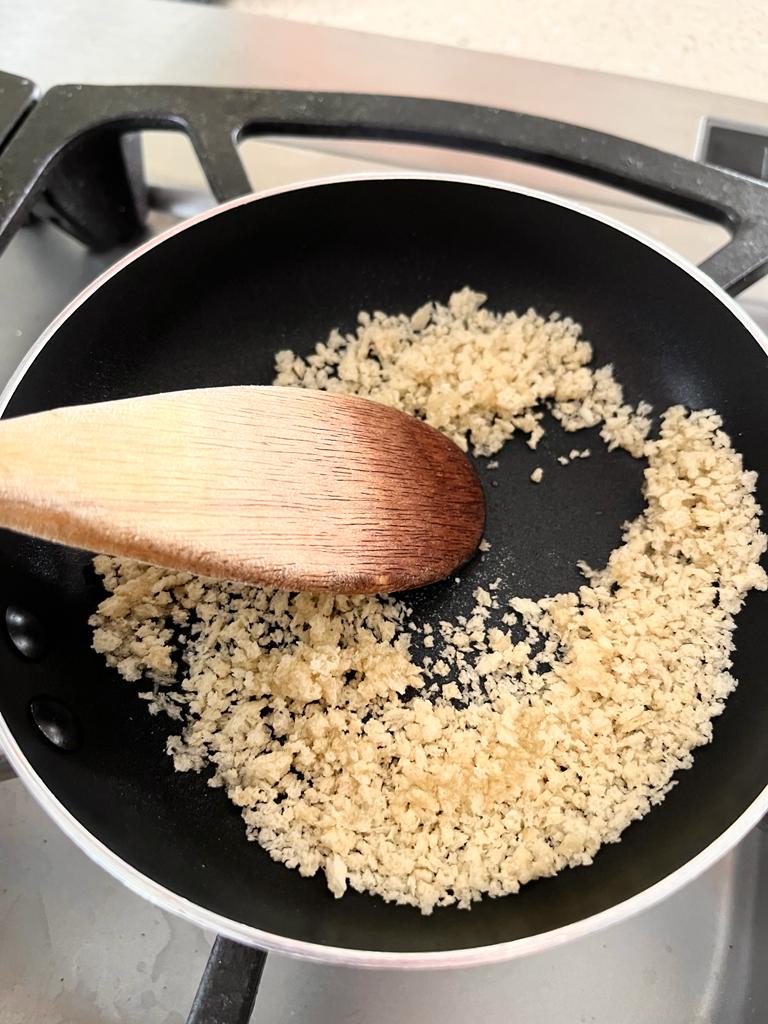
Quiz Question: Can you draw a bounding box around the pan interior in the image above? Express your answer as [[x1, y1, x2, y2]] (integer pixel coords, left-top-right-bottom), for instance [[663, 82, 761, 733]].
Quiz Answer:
[[1, 178, 767, 954]]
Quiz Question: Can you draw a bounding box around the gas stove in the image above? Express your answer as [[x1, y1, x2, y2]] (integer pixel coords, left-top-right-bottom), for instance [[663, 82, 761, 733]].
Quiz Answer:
[[2, 1, 768, 1020]]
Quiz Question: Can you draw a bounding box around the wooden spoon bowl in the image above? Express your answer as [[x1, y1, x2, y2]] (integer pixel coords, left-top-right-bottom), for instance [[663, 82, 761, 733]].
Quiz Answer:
[[0, 386, 485, 593]]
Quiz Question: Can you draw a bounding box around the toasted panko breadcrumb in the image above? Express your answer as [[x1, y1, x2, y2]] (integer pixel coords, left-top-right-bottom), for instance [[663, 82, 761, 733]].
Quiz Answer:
[[91, 289, 767, 915], [274, 288, 651, 457]]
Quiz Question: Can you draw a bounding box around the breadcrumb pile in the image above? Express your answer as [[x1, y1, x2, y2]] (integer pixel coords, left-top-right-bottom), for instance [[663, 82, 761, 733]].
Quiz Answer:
[[273, 288, 652, 457], [91, 289, 767, 914]]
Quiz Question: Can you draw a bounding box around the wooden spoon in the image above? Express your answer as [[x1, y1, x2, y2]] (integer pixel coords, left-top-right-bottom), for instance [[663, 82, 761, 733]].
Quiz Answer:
[[0, 386, 485, 594]]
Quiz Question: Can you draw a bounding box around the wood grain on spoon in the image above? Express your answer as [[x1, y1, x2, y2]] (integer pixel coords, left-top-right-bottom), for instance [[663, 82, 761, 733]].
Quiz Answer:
[[0, 386, 485, 593]]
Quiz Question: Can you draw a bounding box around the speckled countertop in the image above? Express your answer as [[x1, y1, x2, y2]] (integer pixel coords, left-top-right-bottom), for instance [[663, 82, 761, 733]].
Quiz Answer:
[[226, 0, 768, 103]]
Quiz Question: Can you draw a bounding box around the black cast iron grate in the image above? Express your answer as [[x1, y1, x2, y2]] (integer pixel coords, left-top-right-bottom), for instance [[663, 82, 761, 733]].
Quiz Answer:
[[2, 70, 768, 293], [3, 67, 768, 1024]]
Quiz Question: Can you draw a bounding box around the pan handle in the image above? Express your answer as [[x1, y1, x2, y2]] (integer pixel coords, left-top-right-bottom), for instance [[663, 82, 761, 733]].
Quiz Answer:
[[186, 935, 267, 1024]]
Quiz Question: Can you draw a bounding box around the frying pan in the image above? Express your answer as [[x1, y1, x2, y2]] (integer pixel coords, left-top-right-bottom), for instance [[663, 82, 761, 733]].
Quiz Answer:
[[2, 118, 768, 990]]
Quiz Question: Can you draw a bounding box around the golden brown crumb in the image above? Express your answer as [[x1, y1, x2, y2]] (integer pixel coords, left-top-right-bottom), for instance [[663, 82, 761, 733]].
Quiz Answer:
[[273, 288, 652, 458], [90, 289, 767, 915], [530, 467, 544, 483]]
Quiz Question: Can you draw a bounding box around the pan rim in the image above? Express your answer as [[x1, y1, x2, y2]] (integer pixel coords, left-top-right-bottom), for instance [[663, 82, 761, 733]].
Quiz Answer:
[[1, 169, 767, 968]]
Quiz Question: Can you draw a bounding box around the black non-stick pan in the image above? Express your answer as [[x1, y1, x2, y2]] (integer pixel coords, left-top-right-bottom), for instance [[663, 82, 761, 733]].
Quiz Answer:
[[2, 91, 768, 993]]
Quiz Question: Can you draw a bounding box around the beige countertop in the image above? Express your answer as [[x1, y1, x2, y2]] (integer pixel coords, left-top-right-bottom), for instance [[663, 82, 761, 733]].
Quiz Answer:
[[226, 0, 767, 103]]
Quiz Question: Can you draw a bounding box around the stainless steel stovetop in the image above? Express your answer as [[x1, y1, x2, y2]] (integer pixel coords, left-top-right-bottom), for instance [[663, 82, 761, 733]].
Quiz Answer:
[[2, 1, 768, 1020]]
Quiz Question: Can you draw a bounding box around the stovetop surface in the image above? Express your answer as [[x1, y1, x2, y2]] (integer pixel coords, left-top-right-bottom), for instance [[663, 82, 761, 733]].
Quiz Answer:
[[2, 1, 768, 1020]]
